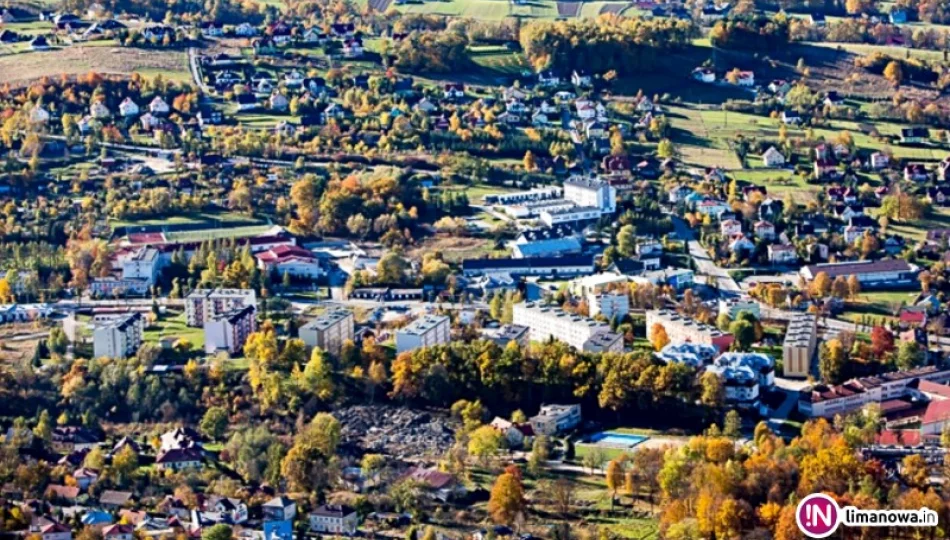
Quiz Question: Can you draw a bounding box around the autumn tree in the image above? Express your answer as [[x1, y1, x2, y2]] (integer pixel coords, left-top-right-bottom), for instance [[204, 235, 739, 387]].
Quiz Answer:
[[488, 471, 526, 525], [200, 407, 229, 441], [884, 60, 903, 86], [819, 339, 847, 384], [651, 323, 670, 351], [605, 458, 625, 495]]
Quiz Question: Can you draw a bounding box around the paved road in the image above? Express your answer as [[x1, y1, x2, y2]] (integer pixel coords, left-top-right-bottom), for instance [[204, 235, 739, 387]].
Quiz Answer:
[[669, 215, 741, 294], [188, 47, 212, 94]]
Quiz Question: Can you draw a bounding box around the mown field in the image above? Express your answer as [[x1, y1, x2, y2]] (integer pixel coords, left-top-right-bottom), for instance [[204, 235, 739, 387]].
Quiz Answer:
[[0, 45, 190, 84]]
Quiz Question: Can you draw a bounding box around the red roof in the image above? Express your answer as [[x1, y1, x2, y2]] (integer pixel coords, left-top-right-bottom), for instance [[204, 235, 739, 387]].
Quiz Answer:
[[900, 310, 927, 324], [103, 524, 134, 536], [875, 430, 921, 446], [405, 467, 455, 490], [917, 380, 950, 400], [922, 399, 950, 425], [255, 245, 317, 263]]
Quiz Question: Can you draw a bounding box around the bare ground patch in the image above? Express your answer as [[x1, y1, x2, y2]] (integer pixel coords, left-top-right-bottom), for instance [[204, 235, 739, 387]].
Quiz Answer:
[[408, 235, 501, 263], [0, 46, 189, 85]]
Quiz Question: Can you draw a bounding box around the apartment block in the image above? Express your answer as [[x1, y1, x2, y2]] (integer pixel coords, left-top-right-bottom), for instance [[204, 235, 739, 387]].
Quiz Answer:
[[563, 177, 617, 214], [783, 314, 817, 378], [204, 305, 257, 355], [529, 404, 582, 436], [300, 309, 354, 356], [799, 366, 950, 418], [513, 302, 622, 352], [646, 309, 734, 351], [186, 288, 257, 327], [93, 313, 144, 359], [718, 297, 760, 320], [121, 247, 162, 285], [395, 315, 451, 353], [588, 291, 629, 320]]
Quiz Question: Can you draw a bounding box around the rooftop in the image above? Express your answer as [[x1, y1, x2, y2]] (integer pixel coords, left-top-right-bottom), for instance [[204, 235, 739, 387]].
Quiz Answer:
[[301, 309, 353, 332]]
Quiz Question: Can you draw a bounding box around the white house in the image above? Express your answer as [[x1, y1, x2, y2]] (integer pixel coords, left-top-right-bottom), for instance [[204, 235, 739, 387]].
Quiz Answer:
[[768, 243, 798, 264], [119, 98, 140, 118], [692, 67, 715, 83], [720, 219, 742, 236], [309, 505, 358, 535], [753, 220, 776, 240], [870, 152, 889, 170], [735, 71, 755, 87], [90, 101, 110, 119], [529, 404, 581, 435], [149, 97, 170, 116], [762, 146, 785, 168]]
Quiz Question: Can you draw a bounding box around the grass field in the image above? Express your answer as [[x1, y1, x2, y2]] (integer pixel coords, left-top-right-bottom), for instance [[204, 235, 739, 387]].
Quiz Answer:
[[871, 206, 950, 243], [164, 224, 274, 242], [0, 45, 190, 85], [112, 212, 266, 229], [143, 314, 205, 349], [809, 41, 949, 63], [839, 290, 918, 324]]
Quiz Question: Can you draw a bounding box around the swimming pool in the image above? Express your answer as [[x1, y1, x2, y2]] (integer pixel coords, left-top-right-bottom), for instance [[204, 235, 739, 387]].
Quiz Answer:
[[586, 431, 648, 448]]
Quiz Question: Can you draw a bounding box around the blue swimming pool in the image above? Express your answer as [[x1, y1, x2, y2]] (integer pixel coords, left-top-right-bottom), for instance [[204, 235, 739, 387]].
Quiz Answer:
[[587, 431, 648, 447]]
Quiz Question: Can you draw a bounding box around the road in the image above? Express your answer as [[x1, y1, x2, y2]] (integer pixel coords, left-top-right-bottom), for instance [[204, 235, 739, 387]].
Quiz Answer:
[[669, 215, 740, 294], [188, 47, 212, 94]]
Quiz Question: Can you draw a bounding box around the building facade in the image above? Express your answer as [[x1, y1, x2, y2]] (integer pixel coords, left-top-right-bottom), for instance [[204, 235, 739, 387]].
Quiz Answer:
[[395, 315, 451, 353], [300, 309, 355, 356], [186, 289, 257, 327], [588, 291, 630, 320], [783, 314, 817, 378], [529, 404, 582, 435], [513, 302, 622, 352], [646, 310, 735, 351], [92, 313, 144, 359], [204, 306, 257, 354]]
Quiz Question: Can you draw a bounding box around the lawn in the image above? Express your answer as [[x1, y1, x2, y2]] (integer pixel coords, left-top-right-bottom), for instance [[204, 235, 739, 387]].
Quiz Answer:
[[839, 290, 919, 325], [0, 45, 190, 85], [112, 212, 266, 229], [871, 206, 950, 243], [165, 224, 275, 242], [809, 41, 949, 63], [143, 314, 205, 349]]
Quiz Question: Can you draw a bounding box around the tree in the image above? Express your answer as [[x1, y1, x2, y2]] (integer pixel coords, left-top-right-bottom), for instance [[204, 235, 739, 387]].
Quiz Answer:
[[847, 275, 861, 299], [729, 319, 755, 351], [723, 410, 741, 439], [468, 425, 504, 461], [657, 138, 676, 159], [523, 150, 537, 171], [617, 225, 636, 257], [819, 339, 847, 383], [605, 459, 624, 495], [871, 326, 895, 358], [202, 524, 233, 540], [901, 454, 928, 489], [377, 251, 408, 284], [33, 410, 52, 442], [0, 278, 11, 302], [299, 348, 335, 401], [700, 371, 724, 407], [884, 60, 903, 86], [651, 323, 670, 351], [897, 341, 923, 371], [488, 472, 526, 525], [200, 407, 229, 441], [810, 272, 832, 297]]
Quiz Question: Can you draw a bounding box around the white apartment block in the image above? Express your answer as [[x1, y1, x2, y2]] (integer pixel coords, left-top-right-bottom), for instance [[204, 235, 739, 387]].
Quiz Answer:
[[541, 206, 602, 226], [395, 315, 450, 353], [186, 288, 257, 327], [646, 309, 735, 351], [204, 305, 257, 355], [588, 291, 629, 320], [783, 314, 817, 378], [529, 404, 582, 436], [513, 302, 622, 352], [120, 247, 162, 285], [300, 309, 354, 356], [93, 313, 144, 359], [563, 177, 617, 214], [718, 297, 760, 320]]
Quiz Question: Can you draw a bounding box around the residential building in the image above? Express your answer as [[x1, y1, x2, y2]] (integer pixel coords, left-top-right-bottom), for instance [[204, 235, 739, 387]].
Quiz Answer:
[[185, 288, 257, 327], [569, 272, 629, 297], [490, 417, 533, 448], [646, 310, 734, 351], [768, 243, 798, 264], [799, 366, 950, 418], [800, 260, 919, 287], [513, 302, 620, 352], [120, 247, 161, 285], [900, 127, 929, 144], [263, 497, 297, 522], [762, 146, 785, 167], [583, 331, 624, 353], [718, 298, 760, 319], [204, 305, 257, 355], [309, 505, 358, 534], [40, 522, 72, 540], [540, 205, 602, 226], [529, 404, 581, 435], [753, 221, 776, 240], [511, 237, 582, 259], [102, 525, 134, 540], [299, 309, 354, 356], [563, 177, 617, 214], [155, 447, 203, 472], [588, 291, 629, 320], [657, 342, 719, 367], [783, 314, 817, 378], [487, 324, 530, 349], [706, 352, 775, 408], [720, 219, 742, 236], [93, 313, 144, 359], [395, 315, 450, 353], [90, 277, 150, 297]]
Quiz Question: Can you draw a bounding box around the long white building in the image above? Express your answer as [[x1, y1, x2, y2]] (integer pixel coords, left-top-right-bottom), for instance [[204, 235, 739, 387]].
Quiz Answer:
[[800, 366, 950, 418], [563, 176, 617, 214], [646, 309, 735, 352], [588, 291, 629, 320], [93, 313, 144, 359], [395, 315, 450, 353], [513, 302, 623, 353]]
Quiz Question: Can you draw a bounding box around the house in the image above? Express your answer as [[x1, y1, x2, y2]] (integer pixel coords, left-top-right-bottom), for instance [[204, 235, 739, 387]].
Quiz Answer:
[[235, 22, 258, 36], [269, 92, 289, 112], [729, 235, 755, 254], [530, 404, 581, 435], [809, 13, 826, 25], [46, 484, 80, 503], [403, 466, 466, 501], [769, 79, 791, 95], [255, 245, 324, 279], [692, 67, 715, 83], [571, 69, 592, 87], [444, 83, 465, 100], [781, 110, 802, 125], [904, 164, 929, 182], [102, 525, 134, 540], [72, 467, 99, 489], [490, 417, 533, 448], [538, 70, 560, 87], [762, 146, 785, 167], [155, 447, 203, 471], [52, 426, 100, 451], [90, 101, 110, 119], [40, 521, 72, 540], [696, 198, 731, 218], [100, 490, 134, 508], [199, 21, 224, 37], [309, 505, 358, 534], [30, 35, 50, 51], [342, 38, 363, 58], [870, 151, 889, 170], [119, 98, 140, 118], [720, 219, 742, 236], [735, 71, 755, 87], [900, 127, 929, 144], [263, 496, 296, 522], [636, 96, 654, 112], [754, 221, 776, 240], [197, 107, 223, 127], [929, 186, 950, 206]]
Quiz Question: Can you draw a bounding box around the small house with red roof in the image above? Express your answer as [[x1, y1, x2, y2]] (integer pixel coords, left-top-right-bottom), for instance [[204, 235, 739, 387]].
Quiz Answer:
[[255, 245, 324, 279]]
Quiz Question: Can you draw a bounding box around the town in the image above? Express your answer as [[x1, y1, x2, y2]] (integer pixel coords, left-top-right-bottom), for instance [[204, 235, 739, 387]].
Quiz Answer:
[[4, 0, 950, 538]]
